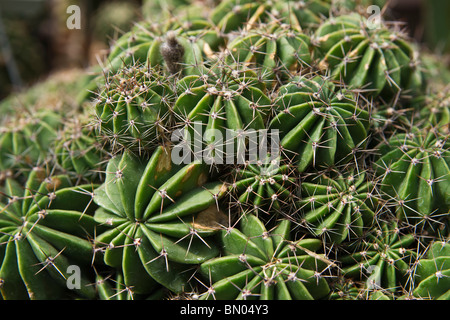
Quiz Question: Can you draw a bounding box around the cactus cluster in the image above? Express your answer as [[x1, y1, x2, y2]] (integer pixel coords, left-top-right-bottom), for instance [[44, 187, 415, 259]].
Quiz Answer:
[[0, 0, 449, 301]]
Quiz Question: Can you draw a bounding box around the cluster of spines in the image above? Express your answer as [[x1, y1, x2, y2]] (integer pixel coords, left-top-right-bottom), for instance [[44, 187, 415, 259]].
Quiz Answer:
[[0, 0, 448, 301]]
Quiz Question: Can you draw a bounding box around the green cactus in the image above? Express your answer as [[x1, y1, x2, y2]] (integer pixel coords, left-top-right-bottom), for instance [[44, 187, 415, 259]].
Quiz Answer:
[[210, 0, 331, 34], [199, 214, 333, 300], [420, 51, 450, 89], [415, 86, 450, 135], [0, 168, 99, 299], [411, 241, 450, 300], [225, 22, 313, 86], [172, 67, 272, 163], [368, 100, 413, 147], [54, 115, 110, 182], [95, 270, 169, 300], [339, 220, 417, 294], [328, 276, 363, 300], [374, 127, 450, 222], [0, 109, 62, 178], [105, 17, 223, 76], [296, 168, 379, 244], [92, 145, 228, 294], [0, 0, 448, 302], [314, 13, 424, 99], [226, 154, 297, 217], [93, 65, 174, 155], [269, 75, 370, 172]]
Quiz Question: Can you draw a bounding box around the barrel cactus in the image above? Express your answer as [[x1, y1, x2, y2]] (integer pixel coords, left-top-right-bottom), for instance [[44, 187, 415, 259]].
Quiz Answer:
[[104, 17, 223, 76], [374, 127, 450, 222], [54, 116, 110, 182], [225, 22, 313, 85], [210, 0, 331, 33], [416, 86, 450, 134], [93, 65, 174, 154], [339, 220, 417, 295], [0, 0, 448, 303], [95, 270, 169, 300], [296, 168, 379, 244], [0, 168, 98, 299], [314, 13, 424, 99], [0, 110, 62, 178], [225, 154, 297, 217], [198, 214, 332, 300], [92, 145, 227, 293], [328, 276, 363, 300], [269, 75, 370, 172], [411, 241, 450, 300], [171, 67, 272, 163]]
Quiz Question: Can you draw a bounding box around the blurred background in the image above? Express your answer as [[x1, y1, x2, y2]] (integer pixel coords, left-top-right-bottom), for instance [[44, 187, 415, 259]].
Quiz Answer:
[[0, 0, 448, 101]]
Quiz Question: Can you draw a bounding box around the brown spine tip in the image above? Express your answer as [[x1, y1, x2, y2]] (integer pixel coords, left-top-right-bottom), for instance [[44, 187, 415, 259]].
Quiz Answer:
[[160, 31, 185, 75]]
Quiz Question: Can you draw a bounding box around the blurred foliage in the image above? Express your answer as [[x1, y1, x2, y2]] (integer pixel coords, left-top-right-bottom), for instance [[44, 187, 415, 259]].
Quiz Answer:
[[424, 0, 450, 53]]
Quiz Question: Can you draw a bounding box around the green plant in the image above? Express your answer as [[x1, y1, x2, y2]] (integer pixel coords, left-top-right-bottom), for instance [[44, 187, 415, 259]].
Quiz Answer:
[[198, 214, 333, 300], [54, 115, 110, 182], [314, 13, 424, 99], [95, 270, 168, 300], [105, 18, 223, 76], [339, 220, 417, 295], [225, 22, 313, 85], [226, 154, 297, 217], [93, 65, 174, 154], [269, 75, 370, 172], [172, 67, 272, 161], [92, 145, 227, 294], [411, 241, 450, 300], [0, 168, 98, 299], [0, 110, 62, 178], [210, 0, 331, 33], [374, 127, 450, 222], [0, 0, 448, 302], [296, 168, 379, 244]]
